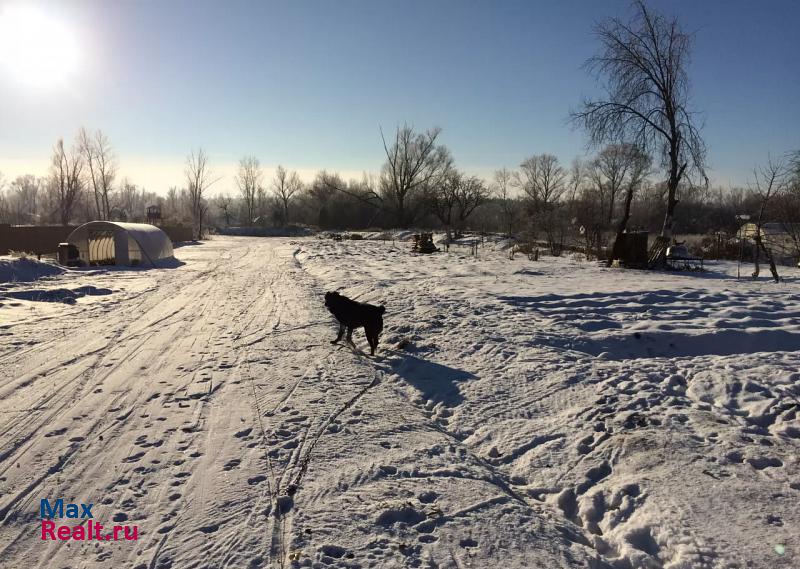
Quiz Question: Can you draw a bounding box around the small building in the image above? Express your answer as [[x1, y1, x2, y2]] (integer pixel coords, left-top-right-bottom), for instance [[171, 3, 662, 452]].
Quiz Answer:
[[613, 231, 649, 267], [737, 222, 800, 265], [146, 205, 162, 225], [65, 221, 174, 267]]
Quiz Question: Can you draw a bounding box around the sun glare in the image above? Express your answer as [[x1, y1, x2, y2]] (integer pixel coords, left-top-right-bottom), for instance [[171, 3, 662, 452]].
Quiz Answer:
[[0, 4, 80, 88]]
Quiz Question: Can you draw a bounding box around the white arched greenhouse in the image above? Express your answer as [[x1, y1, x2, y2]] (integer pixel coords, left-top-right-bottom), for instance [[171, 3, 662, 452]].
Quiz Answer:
[[65, 222, 174, 267]]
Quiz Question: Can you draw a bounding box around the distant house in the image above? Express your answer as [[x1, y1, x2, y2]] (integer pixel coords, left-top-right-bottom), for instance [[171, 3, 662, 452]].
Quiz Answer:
[[738, 222, 800, 265]]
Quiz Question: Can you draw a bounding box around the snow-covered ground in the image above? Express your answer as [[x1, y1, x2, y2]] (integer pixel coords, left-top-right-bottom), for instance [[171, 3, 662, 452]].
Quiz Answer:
[[1, 236, 798, 569]]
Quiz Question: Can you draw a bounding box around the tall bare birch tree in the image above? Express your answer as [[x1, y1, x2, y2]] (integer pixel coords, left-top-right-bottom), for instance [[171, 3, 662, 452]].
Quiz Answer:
[[572, 1, 706, 264]]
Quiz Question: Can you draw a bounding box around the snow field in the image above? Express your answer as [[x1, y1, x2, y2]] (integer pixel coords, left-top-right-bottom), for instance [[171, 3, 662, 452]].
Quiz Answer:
[[0, 235, 797, 568]]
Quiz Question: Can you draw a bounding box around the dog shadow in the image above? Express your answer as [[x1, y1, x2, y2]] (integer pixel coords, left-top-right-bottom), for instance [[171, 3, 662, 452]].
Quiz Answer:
[[389, 354, 475, 408]]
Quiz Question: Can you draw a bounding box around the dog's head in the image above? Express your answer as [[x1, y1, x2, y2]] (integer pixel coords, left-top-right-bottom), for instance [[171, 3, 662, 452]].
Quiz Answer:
[[324, 291, 340, 308]]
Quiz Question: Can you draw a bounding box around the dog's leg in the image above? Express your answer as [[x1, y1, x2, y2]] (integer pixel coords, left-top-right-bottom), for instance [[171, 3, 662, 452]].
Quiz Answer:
[[331, 323, 344, 344], [364, 328, 377, 355], [346, 327, 357, 348]]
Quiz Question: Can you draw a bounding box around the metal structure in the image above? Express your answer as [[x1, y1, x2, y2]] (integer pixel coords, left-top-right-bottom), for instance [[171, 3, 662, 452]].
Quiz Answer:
[[65, 221, 174, 267], [665, 242, 704, 270], [146, 205, 162, 225]]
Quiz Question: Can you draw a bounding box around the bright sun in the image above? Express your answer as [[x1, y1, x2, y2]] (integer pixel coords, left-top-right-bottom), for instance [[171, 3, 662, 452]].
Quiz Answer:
[[0, 4, 80, 88]]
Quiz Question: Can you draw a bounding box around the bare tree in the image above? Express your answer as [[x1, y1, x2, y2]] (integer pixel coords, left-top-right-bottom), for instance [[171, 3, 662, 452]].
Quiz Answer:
[[592, 144, 641, 225], [575, 186, 606, 260], [429, 170, 488, 240], [379, 125, 452, 227], [114, 178, 147, 221], [493, 167, 519, 237], [514, 154, 569, 255], [430, 170, 458, 239], [308, 171, 340, 205], [215, 193, 234, 227], [307, 170, 342, 228], [8, 175, 42, 224], [570, 158, 607, 257], [164, 186, 182, 222], [515, 154, 567, 211], [77, 128, 99, 218], [452, 175, 488, 234], [607, 145, 651, 265], [567, 158, 588, 204], [235, 156, 261, 226], [79, 128, 116, 220], [316, 125, 451, 227], [185, 149, 218, 239], [93, 130, 115, 220], [750, 156, 789, 282], [586, 159, 609, 223], [272, 165, 303, 224], [571, 1, 706, 262], [256, 183, 269, 224], [50, 138, 84, 225]]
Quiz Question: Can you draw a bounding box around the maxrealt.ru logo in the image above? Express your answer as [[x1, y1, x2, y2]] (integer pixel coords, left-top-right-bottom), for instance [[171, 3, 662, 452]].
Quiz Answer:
[[40, 499, 138, 541]]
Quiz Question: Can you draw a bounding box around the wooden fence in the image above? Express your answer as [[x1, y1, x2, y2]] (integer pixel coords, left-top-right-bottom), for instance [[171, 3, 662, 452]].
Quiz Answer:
[[0, 224, 194, 255]]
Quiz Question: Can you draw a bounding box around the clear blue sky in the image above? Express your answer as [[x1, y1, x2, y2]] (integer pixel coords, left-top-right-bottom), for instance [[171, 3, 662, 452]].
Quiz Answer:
[[0, 0, 798, 193]]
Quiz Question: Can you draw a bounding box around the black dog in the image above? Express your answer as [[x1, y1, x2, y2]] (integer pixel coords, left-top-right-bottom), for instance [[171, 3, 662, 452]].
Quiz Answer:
[[324, 291, 385, 355]]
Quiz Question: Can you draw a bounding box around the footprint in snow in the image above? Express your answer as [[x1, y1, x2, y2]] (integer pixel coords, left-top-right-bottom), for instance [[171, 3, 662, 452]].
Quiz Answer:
[[234, 427, 252, 438], [319, 544, 348, 559], [223, 459, 241, 471], [418, 491, 438, 504], [748, 456, 783, 470]]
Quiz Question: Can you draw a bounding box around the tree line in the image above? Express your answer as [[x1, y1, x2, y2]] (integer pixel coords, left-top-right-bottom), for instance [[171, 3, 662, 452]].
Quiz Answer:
[[0, 1, 797, 267]]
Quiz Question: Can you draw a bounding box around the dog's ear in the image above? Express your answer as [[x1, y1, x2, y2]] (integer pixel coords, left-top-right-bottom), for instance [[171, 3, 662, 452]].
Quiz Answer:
[[379, 305, 386, 314]]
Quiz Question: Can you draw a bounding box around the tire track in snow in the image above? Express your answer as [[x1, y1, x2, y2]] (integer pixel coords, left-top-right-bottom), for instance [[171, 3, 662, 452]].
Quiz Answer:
[[0, 246, 245, 567], [0, 274, 219, 476], [196, 245, 305, 567]]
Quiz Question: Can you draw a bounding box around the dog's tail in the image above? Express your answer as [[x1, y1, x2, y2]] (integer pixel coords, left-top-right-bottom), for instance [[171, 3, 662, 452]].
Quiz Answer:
[[379, 305, 386, 314]]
